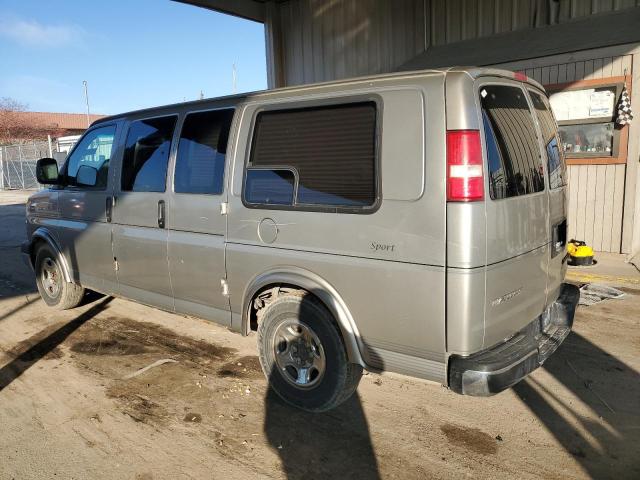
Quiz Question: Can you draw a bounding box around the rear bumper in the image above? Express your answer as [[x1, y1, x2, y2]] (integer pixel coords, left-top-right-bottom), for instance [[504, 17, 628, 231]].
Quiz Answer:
[[448, 283, 580, 396]]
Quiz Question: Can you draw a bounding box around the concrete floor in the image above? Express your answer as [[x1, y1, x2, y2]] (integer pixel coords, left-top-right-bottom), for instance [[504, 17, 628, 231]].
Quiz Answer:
[[566, 251, 640, 289], [1, 190, 639, 480]]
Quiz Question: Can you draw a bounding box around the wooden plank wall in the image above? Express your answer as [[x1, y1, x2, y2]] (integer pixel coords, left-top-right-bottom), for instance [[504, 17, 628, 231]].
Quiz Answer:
[[567, 164, 626, 252], [518, 55, 633, 87], [496, 54, 633, 253]]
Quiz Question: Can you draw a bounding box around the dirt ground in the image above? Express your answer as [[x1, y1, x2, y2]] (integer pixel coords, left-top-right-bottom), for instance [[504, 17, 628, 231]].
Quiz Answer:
[[1, 192, 639, 480]]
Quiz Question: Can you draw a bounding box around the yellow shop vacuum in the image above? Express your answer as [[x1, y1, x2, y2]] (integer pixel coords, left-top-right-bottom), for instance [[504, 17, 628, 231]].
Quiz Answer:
[[567, 239, 595, 266]]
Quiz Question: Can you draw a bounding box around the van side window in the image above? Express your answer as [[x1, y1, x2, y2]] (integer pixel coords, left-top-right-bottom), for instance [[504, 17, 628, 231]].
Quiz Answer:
[[480, 85, 545, 199], [174, 109, 234, 195], [244, 102, 377, 210], [245, 169, 296, 205], [529, 91, 567, 189], [121, 116, 177, 192], [65, 125, 116, 190]]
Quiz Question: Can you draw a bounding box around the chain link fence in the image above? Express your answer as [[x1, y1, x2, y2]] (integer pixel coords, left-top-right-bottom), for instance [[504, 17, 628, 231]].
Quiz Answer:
[[0, 141, 60, 190]]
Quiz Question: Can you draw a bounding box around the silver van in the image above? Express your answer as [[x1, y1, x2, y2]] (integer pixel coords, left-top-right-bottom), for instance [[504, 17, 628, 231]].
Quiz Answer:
[[24, 67, 579, 412]]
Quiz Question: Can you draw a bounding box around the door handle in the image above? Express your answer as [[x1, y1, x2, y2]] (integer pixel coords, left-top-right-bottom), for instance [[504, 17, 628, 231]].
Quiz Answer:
[[106, 196, 117, 223], [106, 197, 113, 223], [158, 200, 166, 229]]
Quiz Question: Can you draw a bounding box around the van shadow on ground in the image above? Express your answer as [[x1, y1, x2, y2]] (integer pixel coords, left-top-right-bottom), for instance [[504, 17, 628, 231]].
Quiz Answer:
[[0, 296, 113, 392], [264, 385, 380, 480], [514, 331, 640, 479]]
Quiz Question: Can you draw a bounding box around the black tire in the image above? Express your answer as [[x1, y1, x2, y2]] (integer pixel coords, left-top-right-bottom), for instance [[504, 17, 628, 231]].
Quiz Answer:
[[34, 244, 85, 310], [257, 291, 362, 412]]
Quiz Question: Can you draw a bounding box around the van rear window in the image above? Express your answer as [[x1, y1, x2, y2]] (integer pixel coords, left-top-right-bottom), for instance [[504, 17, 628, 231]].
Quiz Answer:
[[529, 91, 567, 189], [245, 102, 377, 211], [480, 85, 545, 199]]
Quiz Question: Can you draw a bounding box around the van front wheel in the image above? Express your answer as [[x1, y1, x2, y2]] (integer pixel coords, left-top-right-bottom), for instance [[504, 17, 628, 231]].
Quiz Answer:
[[35, 245, 85, 310], [257, 291, 362, 412]]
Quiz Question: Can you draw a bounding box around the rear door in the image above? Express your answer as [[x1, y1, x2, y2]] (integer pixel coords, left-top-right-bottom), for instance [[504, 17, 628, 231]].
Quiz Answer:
[[111, 115, 177, 310], [478, 81, 550, 347], [166, 108, 234, 325], [527, 89, 568, 303]]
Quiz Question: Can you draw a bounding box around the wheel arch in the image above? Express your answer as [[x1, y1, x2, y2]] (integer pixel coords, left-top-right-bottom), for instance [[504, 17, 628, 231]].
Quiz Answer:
[[29, 228, 73, 283], [241, 267, 366, 367]]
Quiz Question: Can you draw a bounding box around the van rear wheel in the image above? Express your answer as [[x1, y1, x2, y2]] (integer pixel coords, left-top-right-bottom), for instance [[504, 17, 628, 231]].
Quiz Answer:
[[257, 291, 362, 412], [35, 244, 85, 310]]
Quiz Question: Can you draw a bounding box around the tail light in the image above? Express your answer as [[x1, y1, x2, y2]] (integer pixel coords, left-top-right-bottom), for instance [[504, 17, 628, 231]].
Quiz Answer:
[[446, 130, 484, 202]]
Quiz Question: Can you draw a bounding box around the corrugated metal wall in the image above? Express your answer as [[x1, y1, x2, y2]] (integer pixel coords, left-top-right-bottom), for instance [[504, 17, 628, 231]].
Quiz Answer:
[[277, 0, 426, 84], [495, 54, 634, 253], [274, 0, 640, 86]]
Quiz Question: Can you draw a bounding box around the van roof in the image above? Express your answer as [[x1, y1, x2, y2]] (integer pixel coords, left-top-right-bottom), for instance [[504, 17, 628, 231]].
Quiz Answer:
[[93, 66, 544, 127]]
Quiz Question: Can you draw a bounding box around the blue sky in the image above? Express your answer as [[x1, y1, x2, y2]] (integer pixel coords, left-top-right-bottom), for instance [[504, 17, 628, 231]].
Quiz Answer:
[[0, 0, 267, 114]]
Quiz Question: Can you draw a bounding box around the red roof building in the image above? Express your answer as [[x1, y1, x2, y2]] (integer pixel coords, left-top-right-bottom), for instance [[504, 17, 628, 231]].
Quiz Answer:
[[0, 109, 106, 144], [14, 111, 106, 134]]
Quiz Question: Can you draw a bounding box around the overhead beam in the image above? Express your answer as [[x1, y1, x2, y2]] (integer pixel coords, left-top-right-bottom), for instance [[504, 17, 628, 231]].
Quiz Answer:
[[399, 8, 640, 71], [174, 0, 265, 23]]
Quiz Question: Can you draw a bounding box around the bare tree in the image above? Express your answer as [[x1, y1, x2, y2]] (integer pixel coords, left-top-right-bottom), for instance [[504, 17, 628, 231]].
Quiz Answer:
[[0, 98, 64, 144], [1, 97, 29, 143]]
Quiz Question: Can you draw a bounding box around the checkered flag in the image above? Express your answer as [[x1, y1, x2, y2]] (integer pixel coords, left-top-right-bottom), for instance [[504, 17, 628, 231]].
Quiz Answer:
[[616, 84, 633, 125]]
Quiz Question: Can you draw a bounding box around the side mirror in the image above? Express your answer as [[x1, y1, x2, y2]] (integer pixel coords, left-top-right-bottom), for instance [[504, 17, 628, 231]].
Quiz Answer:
[[36, 158, 60, 185], [76, 164, 97, 187]]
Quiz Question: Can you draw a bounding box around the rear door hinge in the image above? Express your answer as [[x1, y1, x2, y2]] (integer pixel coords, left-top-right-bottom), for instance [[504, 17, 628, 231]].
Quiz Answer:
[[221, 278, 229, 296], [220, 202, 228, 215], [113, 259, 119, 271]]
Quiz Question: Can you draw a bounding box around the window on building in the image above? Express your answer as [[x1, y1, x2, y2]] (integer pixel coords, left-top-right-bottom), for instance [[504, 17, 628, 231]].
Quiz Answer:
[[122, 116, 177, 192], [65, 125, 116, 189], [244, 102, 378, 210], [558, 122, 614, 156], [174, 109, 234, 195], [480, 85, 545, 199], [548, 84, 622, 160], [529, 90, 567, 189]]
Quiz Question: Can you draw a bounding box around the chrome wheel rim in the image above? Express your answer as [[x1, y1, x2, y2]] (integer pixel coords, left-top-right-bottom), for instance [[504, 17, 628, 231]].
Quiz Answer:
[[41, 257, 60, 298], [273, 320, 326, 389]]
